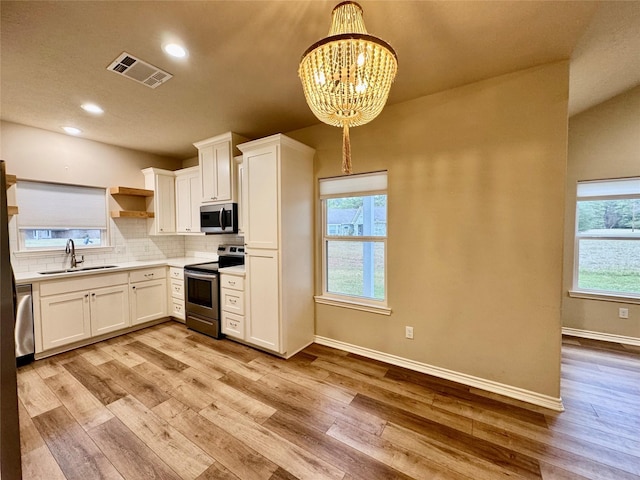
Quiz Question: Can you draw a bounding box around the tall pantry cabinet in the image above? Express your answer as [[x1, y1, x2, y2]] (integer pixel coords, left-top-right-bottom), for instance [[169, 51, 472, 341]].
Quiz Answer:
[[238, 134, 315, 358]]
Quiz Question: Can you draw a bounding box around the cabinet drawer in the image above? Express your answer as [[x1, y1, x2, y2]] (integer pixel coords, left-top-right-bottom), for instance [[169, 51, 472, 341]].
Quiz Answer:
[[129, 267, 166, 283], [171, 299, 185, 320], [220, 274, 244, 291], [220, 287, 244, 315], [169, 267, 184, 280], [222, 311, 243, 339], [170, 279, 184, 299]]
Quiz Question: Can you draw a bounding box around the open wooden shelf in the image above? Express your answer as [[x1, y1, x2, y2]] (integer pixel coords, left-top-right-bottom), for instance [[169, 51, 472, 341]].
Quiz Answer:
[[6, 174, 18, 215], [5, 174, 17, 187], [109, 186, 154, 219], [110, 210, 154, 219], [109, 186, 154, 197]]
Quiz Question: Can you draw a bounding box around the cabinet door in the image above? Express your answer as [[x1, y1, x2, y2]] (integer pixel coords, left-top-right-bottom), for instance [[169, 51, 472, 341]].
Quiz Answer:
[[130, 279, 168, 326], [175, 174, 193, 233], [244, 146, 279, 249], [176, 172, 201, 233], [40, 291, 91, 350], [245, 249, 281, 353], [90, 285, 130, 337], [237, 159, 245, 235], [200, 141, 232, 203], [156, 173, 176, 233], [188, 174, 201, 231]]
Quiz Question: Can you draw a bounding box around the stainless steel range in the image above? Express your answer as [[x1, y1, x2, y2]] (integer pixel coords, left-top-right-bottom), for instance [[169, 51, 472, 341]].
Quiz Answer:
[[184, 244, 244, 339]]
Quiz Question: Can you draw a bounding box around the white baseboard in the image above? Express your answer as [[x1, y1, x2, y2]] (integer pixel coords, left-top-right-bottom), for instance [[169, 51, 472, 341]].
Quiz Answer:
[[562, 327, 640, 347], [314, 336, 565, 412]]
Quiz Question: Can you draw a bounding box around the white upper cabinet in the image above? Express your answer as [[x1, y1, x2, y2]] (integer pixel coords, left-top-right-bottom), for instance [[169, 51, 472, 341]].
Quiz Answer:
[[175, 166, 201, 234], [142, 167, 176, 235], [235, 155, 245, 235], [242, 144, 280, 249], [193, 132, 247, 205]]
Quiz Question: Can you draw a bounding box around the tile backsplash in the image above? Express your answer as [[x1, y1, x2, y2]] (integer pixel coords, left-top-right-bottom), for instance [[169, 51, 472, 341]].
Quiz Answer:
[[10, 217, 244, 274]]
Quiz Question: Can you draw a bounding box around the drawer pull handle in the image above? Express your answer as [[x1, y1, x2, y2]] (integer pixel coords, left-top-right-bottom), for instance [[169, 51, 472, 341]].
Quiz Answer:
[[229, 280, 235, 286]]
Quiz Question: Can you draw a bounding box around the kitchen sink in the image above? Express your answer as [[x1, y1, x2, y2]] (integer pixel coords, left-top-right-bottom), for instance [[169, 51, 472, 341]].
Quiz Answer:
[[38, 265, 119, 275]]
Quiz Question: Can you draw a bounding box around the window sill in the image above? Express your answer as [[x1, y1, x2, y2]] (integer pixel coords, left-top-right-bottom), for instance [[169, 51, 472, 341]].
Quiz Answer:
[[568, 290, 640, 305], [314, 295, 391, 315], [13, 246, 114, 259]]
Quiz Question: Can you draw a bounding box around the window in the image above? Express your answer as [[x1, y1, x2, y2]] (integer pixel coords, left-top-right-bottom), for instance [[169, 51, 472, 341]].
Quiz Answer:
[[317, 171, 390, 314], [16, 181, 109, 251], [573, 178, 640, 299]]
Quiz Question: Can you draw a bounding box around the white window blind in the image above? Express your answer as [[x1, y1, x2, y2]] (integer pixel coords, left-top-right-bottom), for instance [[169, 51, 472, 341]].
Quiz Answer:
[[577, 178, 640, 198], [320, 171, 387, 198], [16, 181, 107, 229]]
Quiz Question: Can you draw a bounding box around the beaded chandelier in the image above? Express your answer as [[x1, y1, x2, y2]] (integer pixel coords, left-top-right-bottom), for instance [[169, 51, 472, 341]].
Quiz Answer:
[[298, 1, 398, 174]]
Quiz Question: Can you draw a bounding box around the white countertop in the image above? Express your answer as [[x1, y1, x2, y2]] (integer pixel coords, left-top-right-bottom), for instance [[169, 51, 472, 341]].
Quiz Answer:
[[218, 265, 246, 275], [14, 256, 216, 283]]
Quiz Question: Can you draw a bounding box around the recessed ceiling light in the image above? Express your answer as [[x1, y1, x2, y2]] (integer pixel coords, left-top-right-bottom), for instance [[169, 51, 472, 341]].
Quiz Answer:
[[81, 103, 104, 114], [62, 126, 82, 135], [163, 43, 187, 58]]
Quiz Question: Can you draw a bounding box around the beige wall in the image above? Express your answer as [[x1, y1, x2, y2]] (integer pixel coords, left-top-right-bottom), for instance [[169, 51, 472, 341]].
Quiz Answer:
[[289, 61, 570, 399], [0, 121, 183, 216], [0, 121, 181, 187], [562, 86, 640, 339]]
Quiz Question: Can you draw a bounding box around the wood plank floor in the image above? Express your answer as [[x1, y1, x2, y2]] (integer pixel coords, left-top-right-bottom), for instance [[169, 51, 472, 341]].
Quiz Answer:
[[15, 322, 640, 480]]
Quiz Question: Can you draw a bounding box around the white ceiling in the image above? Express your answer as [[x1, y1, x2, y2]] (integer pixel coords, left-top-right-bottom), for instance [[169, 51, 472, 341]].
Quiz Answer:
[[1, 1, 638, 160]]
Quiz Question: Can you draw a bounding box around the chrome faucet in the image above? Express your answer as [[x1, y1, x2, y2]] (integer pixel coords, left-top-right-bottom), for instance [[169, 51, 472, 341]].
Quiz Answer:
[[65, 239, 84, 269]]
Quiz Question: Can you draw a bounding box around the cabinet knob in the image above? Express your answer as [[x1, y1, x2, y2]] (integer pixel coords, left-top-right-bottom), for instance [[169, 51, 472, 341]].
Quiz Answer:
[[132, 286, 136, 290]]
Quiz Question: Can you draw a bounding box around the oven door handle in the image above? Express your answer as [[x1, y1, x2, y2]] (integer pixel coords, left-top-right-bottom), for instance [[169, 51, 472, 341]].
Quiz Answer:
[[185, 271, 218, 281]]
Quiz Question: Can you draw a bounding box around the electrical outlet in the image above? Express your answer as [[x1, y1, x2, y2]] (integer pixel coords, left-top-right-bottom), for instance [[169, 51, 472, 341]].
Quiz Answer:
[[405, 326, 414, 339], [619, 308, 629, 319]]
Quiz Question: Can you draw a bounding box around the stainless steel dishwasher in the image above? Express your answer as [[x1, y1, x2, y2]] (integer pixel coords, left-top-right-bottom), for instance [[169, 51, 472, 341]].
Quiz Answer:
[[15, 283, 35, 365]]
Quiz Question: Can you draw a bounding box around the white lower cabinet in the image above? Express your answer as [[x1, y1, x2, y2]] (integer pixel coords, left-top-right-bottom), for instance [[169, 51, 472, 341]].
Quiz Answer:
[[35, 266, 174, 356], [39, 273, 130, 351], [169, 267, 185, 321], [220, 271, 246, 340], [40, 291, 91, 350], [130, 267, 167, 326], [90, 285, 130, 336], [245, 249, 280, 352]]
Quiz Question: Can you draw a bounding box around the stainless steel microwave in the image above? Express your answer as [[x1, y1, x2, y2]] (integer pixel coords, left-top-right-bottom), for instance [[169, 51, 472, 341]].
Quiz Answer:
[[200, 203, 238, 234]]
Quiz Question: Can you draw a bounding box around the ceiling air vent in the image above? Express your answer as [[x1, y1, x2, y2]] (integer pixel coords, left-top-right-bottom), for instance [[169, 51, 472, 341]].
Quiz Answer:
[[107, 52, 172, 89]]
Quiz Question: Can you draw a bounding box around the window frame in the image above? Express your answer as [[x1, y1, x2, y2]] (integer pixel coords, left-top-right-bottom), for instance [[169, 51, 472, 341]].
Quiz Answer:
[[315, 172, 391, 315], [570, 178, 640, 304]]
